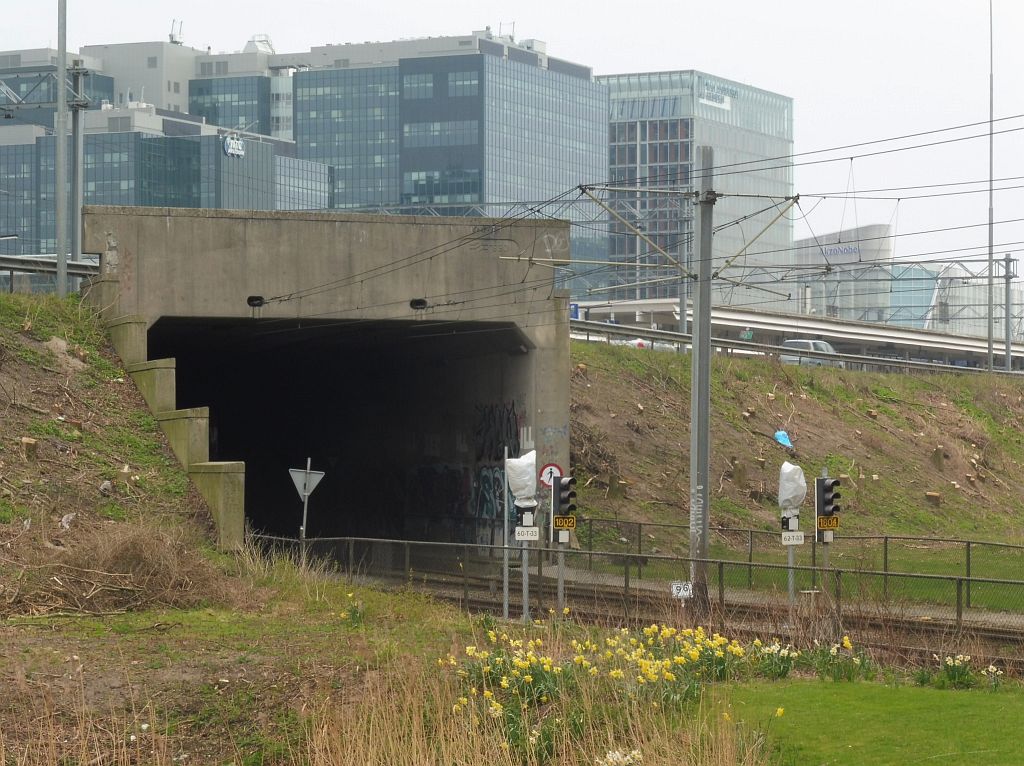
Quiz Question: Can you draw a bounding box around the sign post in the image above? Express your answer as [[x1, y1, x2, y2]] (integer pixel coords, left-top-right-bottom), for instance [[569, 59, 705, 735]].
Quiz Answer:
[[503, 446, 510, 620], [778, 462, 807, 606], [513, 512, 538, 623], [289, 458, 325, 568], [522, 525, 530, 623], [554, 515, 576, 614]]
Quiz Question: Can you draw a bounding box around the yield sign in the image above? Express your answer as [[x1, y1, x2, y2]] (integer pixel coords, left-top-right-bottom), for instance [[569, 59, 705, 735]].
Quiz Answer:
[[289, 468, 325, 499]]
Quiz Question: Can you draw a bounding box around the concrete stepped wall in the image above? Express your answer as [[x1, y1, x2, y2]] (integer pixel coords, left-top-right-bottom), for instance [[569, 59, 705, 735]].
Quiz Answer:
[[82, 277, 245, 549], [126, 358, 176, 413]]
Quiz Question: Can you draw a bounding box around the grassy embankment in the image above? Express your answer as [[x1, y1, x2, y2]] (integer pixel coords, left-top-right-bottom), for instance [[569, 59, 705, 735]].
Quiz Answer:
[[2, 293, 1023, 763]]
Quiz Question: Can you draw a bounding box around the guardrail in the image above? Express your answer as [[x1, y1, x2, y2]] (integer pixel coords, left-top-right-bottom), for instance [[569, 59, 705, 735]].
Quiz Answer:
[[570, 318, 1012, 375], [0, 254, 101, 279], [247, 533, 1024, 639]]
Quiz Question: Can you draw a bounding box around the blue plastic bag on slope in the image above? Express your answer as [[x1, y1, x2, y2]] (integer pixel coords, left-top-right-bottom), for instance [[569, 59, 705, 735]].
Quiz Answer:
[[774, 430, 794, 449]]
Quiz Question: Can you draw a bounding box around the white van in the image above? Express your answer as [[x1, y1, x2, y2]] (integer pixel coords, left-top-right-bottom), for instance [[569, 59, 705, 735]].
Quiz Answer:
[[779, 339, 845, 368]]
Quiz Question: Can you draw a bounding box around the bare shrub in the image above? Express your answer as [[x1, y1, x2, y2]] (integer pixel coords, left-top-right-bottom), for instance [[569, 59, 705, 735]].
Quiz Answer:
[[1, 519, 234, 616]]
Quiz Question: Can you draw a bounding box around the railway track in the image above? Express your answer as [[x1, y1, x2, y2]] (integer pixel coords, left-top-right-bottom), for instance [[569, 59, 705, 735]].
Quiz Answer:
[[364, 566, 1024, 672]]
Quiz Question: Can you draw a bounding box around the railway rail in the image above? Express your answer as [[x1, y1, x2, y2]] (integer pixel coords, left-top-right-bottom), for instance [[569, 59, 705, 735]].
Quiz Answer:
[[252, 533, 1024, 671]]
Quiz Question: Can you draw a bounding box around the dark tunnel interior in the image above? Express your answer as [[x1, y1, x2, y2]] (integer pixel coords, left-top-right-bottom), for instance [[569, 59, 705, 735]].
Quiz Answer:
[[147, 316, 529, 541]]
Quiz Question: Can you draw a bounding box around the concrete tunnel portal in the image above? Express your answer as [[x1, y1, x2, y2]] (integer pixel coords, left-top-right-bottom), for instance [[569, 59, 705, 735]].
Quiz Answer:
[[148, 315, 536, 541], [83, 205, 572, 548]]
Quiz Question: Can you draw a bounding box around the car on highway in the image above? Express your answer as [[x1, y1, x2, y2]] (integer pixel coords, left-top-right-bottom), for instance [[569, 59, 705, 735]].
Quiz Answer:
[[612, 337, 679, 352], [779, 338, 845, 368]]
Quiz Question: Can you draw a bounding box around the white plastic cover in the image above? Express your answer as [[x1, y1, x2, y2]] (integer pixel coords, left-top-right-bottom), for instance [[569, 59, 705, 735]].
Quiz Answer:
[[778, 461, 807, 510], [505, 450, 538, 508]]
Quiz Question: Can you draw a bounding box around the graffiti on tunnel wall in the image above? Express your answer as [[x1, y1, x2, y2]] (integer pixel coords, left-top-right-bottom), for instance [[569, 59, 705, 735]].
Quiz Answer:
[[474, 465, 506, 521], [474, 401, 521, 462], [405, 400, 524, 544], [473, 465, 514, 546]]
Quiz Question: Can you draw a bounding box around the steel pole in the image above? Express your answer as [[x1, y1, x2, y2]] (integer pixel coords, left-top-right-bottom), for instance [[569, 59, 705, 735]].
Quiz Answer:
[[1005, 254, 1014, 371], [689, 146, 715, 608], [820, 467, 830, 572], [521, 540, 530, 622], [989, 253, 995, 370], [55, 0, 68, 297], [787, 543, 795, 605], [71, 66, 84, 268], [502, 446, 509, 620], [987, 0, 995, 371], [300, 456, 311, 568], [557, 546, 565, 614]]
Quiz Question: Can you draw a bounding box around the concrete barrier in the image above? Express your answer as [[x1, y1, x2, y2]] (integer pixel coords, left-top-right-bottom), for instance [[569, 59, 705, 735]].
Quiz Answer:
[[126, 358, 177, 413], [190, 461, 246, 549]]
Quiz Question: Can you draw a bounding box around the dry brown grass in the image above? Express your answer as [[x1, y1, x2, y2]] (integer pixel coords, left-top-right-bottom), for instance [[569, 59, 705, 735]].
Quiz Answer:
[[0, 662, 773, 766], [0, 517, 236, 617], [303, 660, 772, 766]]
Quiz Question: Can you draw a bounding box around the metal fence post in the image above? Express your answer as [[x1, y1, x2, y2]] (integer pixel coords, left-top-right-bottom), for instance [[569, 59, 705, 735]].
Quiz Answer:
[[462, 545, 470, 611], [718, 560, 725, 617], [538, 547, 544, 615], [747, 530, 754, 589], [623, 556, 631, 621], [404, 541, 411, 580], [811, 537, 817, 589], [834, 569, 842, 630], [956, 577, 963, 628], [965, 542, 972, 609], [883, 536, 889, 602], [588, 518, 594, 571], [637, 523, 643, 581]]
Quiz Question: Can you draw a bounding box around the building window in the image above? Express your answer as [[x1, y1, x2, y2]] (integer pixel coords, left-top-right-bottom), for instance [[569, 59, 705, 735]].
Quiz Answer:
[[200, 62, 213, 76], [447, 71, 479, 97], [215, 61, 229, 75], [173, 82, 180, 94], [147, 57, 158, 68], [402, 73, 432, 100], [402, 120, 478, 148]]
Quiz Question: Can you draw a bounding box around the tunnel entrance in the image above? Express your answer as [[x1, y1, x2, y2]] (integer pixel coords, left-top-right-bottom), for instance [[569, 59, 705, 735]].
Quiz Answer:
[[148, 317, 533, 542]]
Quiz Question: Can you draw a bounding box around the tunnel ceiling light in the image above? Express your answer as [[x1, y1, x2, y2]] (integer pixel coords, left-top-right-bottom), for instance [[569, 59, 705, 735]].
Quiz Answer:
[[410, 298, 429, 310], [247, 295, 266, 308]]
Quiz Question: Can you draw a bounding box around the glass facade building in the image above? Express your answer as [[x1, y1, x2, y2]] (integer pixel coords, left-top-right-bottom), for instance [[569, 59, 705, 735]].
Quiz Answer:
[[275, 155, 333, 210], [294, 66, 400, 209], [0, 69, 114, 130], [597, 71, 793, 306], [293, 51, 606, 216], [189, 76, 272, 134], [1, 132, 331, 256], [0, 143, 38, 255]]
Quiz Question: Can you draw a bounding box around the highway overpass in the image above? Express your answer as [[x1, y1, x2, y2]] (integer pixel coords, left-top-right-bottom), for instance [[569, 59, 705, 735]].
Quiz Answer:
[[575, 297, 1023, 369]]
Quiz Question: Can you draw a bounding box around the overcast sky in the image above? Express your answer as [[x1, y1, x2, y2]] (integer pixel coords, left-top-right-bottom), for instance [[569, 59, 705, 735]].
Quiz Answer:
[[6, 0, 1024, 272]]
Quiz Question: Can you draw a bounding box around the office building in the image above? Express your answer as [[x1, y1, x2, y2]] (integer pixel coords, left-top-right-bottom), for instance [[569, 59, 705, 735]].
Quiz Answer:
[[292, 30, 608, 221], [792, 224, 1024, 340], [595, 71, 794, 306], [4, 31, 802, 305], [191, 35, 296, 140], [0, 101, 332, 259]]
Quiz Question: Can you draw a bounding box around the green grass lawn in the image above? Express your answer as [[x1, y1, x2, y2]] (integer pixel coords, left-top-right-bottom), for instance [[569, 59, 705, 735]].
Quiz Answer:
[[726, 679, 1024, 765]]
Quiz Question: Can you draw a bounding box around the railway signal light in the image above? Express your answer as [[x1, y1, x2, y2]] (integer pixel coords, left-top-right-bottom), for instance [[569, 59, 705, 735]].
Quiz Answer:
[[556, 476, 577, 516], [816, 477, 841, 516]]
